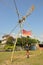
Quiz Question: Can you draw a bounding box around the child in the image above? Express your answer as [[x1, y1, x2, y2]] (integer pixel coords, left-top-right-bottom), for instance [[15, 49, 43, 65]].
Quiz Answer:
[[25, 44, 29, 58]]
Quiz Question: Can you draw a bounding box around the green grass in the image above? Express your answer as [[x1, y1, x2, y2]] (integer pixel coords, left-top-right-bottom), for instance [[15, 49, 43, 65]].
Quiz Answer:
[[0, 50, 43, 65]]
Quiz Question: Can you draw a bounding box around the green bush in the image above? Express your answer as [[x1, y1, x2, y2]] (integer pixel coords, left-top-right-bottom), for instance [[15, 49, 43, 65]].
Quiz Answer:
[[4, 45, 14, 51]]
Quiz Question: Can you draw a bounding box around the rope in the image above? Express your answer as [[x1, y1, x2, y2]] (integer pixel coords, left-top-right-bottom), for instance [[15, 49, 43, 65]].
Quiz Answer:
[[14, 0, 20, 19], [9, 23, 19, 35]]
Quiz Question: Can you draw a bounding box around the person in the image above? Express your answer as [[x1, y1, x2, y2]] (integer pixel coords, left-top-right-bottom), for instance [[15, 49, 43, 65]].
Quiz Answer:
[[25, 44, 29, 58]]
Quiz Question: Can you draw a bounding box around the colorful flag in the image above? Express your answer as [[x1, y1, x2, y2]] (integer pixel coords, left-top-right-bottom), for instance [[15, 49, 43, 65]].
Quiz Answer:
[[22, 29, 32, 36]]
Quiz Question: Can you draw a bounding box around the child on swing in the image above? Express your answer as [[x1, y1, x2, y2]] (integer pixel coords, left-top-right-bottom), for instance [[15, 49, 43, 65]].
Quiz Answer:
[[25, 43, 29, 58]]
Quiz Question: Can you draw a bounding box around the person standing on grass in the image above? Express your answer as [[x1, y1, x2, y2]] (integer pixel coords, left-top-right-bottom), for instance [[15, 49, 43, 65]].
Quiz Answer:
[[25, 44, 29, 58]]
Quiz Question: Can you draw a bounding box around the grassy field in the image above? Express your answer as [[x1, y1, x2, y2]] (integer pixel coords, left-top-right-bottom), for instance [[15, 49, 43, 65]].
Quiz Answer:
[[0, 50, 43, 65]]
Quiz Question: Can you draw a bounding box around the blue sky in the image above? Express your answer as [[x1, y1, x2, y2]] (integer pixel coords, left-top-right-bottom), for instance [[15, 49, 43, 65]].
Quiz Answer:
[[0, 0, 43, 41]]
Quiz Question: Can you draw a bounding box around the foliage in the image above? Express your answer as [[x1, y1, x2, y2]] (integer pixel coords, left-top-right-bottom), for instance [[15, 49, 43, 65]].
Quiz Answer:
[[16, 36, 39, 46], [3, 35, 40, 51], [4, 45, 14, 51], [5, 35, 15, 46], [0, 40, 2, 43], [3, 35, 15, 51], [16, 38, 22, 46], [37, 39, 40, 43]]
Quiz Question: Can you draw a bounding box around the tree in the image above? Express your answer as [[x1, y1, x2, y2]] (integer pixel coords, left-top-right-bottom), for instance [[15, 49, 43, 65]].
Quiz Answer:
[[2, 34, 15, 51], [2, 34, 15, 46], [0, 40, 1, 43], [6, 36, 15, 46], [16, 38, 22, 46]]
